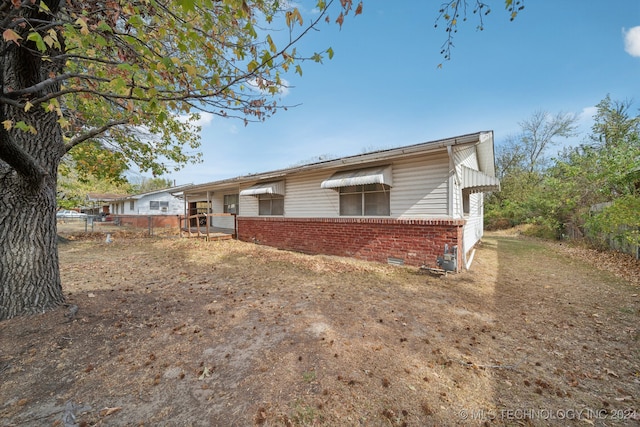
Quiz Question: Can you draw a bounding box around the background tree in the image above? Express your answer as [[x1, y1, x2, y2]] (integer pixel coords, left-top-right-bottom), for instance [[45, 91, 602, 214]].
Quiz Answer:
[[0, 0, 362, 320], [130, 177, 175, 194], [487, 96, 639, 243], [485, 110, 578, 232]]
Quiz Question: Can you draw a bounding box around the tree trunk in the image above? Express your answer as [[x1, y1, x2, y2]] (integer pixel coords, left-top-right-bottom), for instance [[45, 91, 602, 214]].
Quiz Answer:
[[0, 6, 67, 320], [0, 165, 64, 320], [0, 105, 66, 320]]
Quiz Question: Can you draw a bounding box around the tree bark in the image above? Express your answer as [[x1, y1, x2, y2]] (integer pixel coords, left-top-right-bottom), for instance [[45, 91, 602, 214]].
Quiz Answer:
[[0, 2, 67, 320], [0, 106, 66, 320], [0, 161, 64, 320]]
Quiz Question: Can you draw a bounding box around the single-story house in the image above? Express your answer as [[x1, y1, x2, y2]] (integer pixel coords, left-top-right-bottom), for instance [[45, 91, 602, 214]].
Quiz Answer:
[[177, 131, 500, 271], [109, 185, 192, 228], [84, 192, 125, 215]]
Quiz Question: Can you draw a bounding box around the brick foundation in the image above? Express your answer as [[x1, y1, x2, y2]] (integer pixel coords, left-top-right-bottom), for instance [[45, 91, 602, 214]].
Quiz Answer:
[[237, 217, 464, 270]]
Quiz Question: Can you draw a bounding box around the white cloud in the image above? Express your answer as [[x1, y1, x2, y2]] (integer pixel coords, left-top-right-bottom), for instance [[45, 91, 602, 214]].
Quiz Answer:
[[623, 26, 640, 57], [177, 112, 214, 128], [578, 106, 597, 123]]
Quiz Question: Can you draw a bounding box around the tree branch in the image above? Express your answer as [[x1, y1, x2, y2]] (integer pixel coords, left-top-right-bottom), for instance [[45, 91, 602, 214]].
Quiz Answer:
[[65, 119, 129, 152], [0, 129, 48, 183]]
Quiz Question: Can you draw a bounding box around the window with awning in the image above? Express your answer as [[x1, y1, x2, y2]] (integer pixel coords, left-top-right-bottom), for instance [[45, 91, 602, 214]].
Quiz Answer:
[[322, 166, 392, 216], [320, 165, 393, 189], [239, 181, 285, 197]]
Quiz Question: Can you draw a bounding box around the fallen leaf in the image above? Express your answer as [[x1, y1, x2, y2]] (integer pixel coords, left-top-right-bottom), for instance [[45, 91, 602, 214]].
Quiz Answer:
[[199, 366, 212, 380], [99, 406, 122, 417], [605, 368, 619, 378]]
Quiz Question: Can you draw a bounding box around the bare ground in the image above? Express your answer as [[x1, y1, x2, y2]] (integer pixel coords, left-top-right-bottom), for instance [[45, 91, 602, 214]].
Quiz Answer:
[[1, 227, 639, 426]]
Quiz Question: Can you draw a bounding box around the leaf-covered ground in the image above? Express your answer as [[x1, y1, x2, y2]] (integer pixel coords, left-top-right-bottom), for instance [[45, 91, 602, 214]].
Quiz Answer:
[[1, 228, 639, 426]]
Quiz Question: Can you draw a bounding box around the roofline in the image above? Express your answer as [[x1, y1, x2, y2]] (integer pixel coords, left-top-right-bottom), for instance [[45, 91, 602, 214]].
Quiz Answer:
[[111, 184, 194, 201], [183, 131, 493, 193]]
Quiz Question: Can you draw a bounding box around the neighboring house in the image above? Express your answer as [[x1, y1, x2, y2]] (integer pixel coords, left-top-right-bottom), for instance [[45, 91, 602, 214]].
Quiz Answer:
[[178, 131, 500, 271], [110, 185, 192, 228], [84, 193, 125, 215]]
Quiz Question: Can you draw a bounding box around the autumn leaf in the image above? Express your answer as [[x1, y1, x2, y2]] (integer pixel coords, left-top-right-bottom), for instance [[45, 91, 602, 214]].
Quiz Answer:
[[2, 29, 21, 45], [99, 407, 122, 417], [75, 17, 90, 35], [355, 2, 363, 16]]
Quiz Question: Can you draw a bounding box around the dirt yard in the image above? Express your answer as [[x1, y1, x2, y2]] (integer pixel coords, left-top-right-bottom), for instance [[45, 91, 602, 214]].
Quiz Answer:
[[1, 228, 639, 426]]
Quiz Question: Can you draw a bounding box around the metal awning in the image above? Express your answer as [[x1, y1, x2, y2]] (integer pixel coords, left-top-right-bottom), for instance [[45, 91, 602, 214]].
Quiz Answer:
[[239, 181, 285, 197], [461, 166, 500, 193], [321, 165, 393, 189]]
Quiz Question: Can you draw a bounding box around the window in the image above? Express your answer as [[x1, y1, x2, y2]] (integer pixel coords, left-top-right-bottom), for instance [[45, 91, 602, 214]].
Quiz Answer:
[[258, 194, 284, 216], [224, 194, 238, 214], [462, 190, 470, 216], [150, 201, 169, 211], [339, 184, 390, 216], [129, 201, 134, 211]]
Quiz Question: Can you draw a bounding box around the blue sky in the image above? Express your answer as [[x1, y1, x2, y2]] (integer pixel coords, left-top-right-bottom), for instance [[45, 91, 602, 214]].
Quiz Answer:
[[154, 0, 640, 186]]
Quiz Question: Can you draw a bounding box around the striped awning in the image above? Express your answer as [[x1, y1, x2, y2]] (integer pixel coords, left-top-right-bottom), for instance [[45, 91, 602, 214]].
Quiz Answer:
[[461, 166, 500, 193], [321, 165, 393, 189], [239, 181, 285, 196]]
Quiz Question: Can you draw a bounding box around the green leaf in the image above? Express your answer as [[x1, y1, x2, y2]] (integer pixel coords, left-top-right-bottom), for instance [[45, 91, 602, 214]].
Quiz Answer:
[[27, 32, 47, 52], [327, 47, 334, 60], [14, 121, 37, 134]]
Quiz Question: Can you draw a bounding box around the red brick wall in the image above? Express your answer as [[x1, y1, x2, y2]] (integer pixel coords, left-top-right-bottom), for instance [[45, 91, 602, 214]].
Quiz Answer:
[[237, 217, 464, 270]]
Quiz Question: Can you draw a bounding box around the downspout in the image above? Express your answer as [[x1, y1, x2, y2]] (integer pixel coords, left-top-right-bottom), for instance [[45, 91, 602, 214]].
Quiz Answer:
[[447, 146, 454, 217]]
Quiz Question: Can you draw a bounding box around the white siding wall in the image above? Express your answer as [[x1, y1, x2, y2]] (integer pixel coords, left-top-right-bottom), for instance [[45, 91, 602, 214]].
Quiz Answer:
[[393, 150, 450, 218], [210, 189, 238, 229], [463, 192, 484, 257], [235, 150, 452, 219], [239, 192, 259, 216], [285, 170, 340, 217], [135, 192, 183, 215], [453, 145, 478, 169]]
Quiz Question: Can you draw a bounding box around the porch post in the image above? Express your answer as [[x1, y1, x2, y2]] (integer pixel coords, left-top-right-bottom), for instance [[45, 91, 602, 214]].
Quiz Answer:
[[206, 191, 211, 238]]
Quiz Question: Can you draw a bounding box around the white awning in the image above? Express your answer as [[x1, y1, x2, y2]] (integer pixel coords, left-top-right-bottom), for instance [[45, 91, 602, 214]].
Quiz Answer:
[[461, 166, 500, 193], [321, 165, 393, 189], [239, 181, 285, 196]]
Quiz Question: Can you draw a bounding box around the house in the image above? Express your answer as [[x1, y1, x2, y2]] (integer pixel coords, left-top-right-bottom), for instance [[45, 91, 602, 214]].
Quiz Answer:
[[84, 192, 125, 216], [178, 131, 500, 271], [109, 185, 192, 228]]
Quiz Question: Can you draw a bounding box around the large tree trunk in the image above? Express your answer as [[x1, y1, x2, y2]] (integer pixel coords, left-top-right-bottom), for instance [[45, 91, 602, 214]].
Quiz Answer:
[[0, 2, 67, 320], [0, 103, 66, 320], [0, 159, 64, 320]]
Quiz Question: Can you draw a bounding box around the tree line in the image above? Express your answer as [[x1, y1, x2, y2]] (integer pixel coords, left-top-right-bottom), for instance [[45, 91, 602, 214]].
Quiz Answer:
[[486, 95, 640, 250]]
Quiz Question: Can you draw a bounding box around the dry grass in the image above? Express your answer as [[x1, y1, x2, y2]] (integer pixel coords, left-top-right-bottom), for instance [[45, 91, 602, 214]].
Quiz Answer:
[[0, 230, 639, 426]]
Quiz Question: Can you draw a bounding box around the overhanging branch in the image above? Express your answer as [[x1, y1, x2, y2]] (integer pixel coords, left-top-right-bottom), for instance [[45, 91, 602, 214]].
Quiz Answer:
[[65, 119, 129, 152]]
